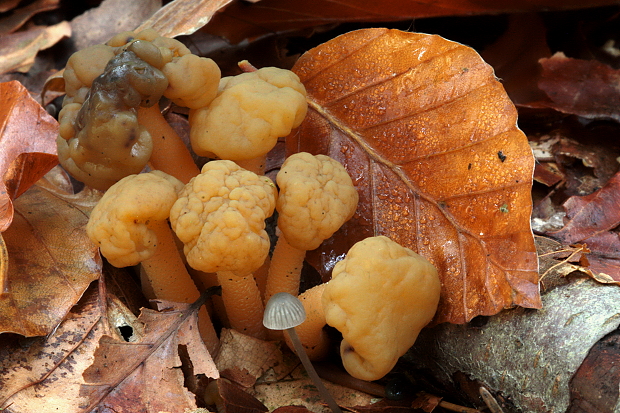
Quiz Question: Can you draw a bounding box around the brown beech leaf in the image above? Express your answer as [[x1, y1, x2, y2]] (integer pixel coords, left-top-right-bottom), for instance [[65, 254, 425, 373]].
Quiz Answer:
[[135, 0, 233, 38], [0, 0, 60, 35], [550, 171, 620, 245], [205, 0, 620, 44], [80, 293, 219, 413], [289, 28, 540, 324], [537, 52, 620, 122], [0, 22, 71, 74], [272, 407, 313, 413], [578, 232, 620, 283], [0, 80, 59, 232], [0, 169, 102, 336], [0, 285, 104, 412], [253, 363, 375, 412], [70, 0, 161, 51]]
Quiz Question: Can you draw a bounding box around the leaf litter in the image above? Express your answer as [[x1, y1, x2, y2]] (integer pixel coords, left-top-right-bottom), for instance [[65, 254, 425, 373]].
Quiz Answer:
[[2, 1, 620, 412]]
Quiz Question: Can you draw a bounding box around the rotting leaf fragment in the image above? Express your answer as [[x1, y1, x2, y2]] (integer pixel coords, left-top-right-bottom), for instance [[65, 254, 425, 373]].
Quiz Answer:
[[289, 28, 541, 324]]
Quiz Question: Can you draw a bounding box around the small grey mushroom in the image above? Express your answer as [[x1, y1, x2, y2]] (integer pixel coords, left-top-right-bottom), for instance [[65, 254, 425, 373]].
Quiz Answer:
[[263, 292, 342, 413]]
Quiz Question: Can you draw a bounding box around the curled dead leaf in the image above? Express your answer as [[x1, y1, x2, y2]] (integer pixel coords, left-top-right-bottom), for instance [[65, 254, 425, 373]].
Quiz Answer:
[[0, 0, 60, 35], [0, 285, 103, 412], [0, 22, 71, 74], [289, 28, 541, 324], [550, 171, 620, 245], [0, 80, 59, 232], [0, 170, 101, 336], [135, 0, 233, 38], [81, 291, 219, 412], [537, 52, 620, 122]]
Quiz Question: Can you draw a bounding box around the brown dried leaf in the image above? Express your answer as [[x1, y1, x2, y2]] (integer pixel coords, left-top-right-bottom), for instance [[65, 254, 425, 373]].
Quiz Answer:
[[215, 328, 289, 387], [272, 407, 313, 413], [81, 296, 219, 412], [70, 0, 161, 50], [0, 170, 102, 336], [135, 0, 233, 38], [480, 13, 550, 105], [537, 52, 620, 122], [0, 285, 104, 411], [40, 70, 65, 106], [0, 0, 22, 13], [411, 393, 442, 412], [0, 22, 71, 74], [289, 28, 541, 324], [0, 80, 58, 232], [550, 171, 620, 245], [252, 363, 375, 412], [217, 379, 269, 413], [0, 0, 60, 35], [574, 232, 620, 284], [205, 0, 620, 44]]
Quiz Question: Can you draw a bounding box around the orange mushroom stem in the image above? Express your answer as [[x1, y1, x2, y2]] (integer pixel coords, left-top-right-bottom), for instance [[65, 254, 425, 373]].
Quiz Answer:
[[287, 236, 441, 381], [264, 152, 358, 303], [286, 283, 331, 360], [86, 171, 219, 355], [169, 160, 277, 339], [137, 105, 199, 184]]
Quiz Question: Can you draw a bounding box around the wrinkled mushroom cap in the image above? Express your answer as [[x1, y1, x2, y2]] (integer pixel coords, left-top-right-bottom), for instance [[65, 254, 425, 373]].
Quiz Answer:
[[276, 152, 358, 250], [169, 160, 277, 276], [263, 292, 306, 330], [162, 54, 221, 109], [86, 171, 184, 267], [189, 67, 307, 161], [322, 236, 441, 381]]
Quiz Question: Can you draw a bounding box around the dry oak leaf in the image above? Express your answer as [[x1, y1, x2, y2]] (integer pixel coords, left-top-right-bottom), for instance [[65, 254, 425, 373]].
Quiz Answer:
[[0, 80, 59, 233], [0, 285, 104, 412], [80, 296, 219, 413], [289, 28, 541, 324], [0, 170, 101, 337]]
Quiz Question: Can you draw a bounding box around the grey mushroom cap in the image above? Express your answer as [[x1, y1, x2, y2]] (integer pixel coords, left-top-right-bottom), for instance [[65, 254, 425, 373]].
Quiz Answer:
[[263, 292, 307, 330]]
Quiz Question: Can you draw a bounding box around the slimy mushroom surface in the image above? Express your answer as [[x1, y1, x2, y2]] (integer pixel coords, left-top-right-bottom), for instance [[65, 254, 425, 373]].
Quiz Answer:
[[57, 48, 168, 190], [169, 160, 277, 338], [189, 67, 307, 165], [85, 170, 220, 354], [264, 152, 358, 302], [323, 236, 441, 381]]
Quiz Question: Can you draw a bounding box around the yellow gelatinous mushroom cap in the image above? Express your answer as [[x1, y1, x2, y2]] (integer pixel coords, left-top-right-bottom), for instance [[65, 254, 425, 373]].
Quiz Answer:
[[322, 236, 441, 381]]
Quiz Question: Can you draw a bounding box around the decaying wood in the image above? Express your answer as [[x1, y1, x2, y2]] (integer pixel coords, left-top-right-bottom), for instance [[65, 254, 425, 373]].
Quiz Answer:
[[406, 279, 620, 412]]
